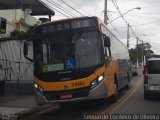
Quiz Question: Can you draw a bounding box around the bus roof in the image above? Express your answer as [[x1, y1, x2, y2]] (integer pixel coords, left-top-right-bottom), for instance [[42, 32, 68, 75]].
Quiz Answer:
[[39, 16, 128, 49]]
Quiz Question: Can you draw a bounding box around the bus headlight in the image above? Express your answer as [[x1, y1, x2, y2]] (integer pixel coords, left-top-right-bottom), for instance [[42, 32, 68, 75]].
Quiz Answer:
[[91, 80, 98, 89], [90, 75, 104, 89], [39, 86, 44, 92], [34, 83, 38, 89], [34, 83, 44, 94], [98, 75, 104, 83], [38, 86, 44, 95]]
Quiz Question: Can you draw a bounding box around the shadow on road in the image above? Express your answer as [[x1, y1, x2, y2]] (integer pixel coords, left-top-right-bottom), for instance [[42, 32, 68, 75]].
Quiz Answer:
[[145, 94, 160, 101]]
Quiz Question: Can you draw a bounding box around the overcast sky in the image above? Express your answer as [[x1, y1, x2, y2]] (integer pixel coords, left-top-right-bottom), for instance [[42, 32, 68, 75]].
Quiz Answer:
[[42, 0, 160, 54]]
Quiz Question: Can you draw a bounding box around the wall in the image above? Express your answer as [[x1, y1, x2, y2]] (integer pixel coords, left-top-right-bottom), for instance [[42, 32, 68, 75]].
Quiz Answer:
[[0, 9, 37, 95], [0, 40, 34, 95]]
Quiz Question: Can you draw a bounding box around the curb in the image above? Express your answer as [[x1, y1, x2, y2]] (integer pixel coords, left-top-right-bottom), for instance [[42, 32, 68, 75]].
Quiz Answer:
[[18, 104, 56, 119]]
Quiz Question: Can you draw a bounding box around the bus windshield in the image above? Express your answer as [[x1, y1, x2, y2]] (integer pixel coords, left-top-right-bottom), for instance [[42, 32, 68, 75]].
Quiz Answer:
[[34, 30, 102, 73]]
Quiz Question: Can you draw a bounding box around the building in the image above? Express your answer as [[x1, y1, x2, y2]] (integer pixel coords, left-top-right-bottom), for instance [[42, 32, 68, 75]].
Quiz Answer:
[[0, 0, 55, 38], [0, 0, 55, 95], [0, 9, 37, 38]]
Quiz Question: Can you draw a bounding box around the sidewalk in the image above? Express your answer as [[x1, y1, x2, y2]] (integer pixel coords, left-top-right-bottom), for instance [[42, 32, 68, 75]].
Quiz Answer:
[[0, 95, 54, 119], [0, 95, 36, 114]]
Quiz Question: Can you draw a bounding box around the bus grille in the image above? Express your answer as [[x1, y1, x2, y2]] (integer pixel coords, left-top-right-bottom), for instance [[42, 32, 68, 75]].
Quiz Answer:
[[44, 87, 89, 101]]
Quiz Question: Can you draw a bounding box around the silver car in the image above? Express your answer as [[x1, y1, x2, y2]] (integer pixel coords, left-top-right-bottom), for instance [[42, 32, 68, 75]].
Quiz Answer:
[[144, 57, 160, 99], [131, 65, 138, 76]]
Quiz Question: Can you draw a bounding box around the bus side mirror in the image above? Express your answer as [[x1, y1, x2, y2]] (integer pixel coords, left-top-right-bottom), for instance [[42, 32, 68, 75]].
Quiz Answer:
[[104, 36, 111, 47], [24, 42, 29, 56], [23, 39, 33, 62]]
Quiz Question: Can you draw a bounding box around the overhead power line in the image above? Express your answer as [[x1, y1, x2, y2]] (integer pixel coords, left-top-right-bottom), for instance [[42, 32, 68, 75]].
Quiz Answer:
[[108, 10, 160, 15], [111, 0, 141, 49], [114, 0, 138, 38], [133, 20, 160, 27], [108, 12, 126, 38], [46, 0, 76, 17], [129, 25, 137, 38], [39, 0, 70, 18], [119, 20, 160, 29], [111, 0, 128, 24], [60, 0, 85, 16], [70, 0, 91, 16]]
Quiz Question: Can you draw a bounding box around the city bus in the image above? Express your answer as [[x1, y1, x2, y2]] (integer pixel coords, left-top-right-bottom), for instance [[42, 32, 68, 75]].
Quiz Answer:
[[24, 16, 131, 105]]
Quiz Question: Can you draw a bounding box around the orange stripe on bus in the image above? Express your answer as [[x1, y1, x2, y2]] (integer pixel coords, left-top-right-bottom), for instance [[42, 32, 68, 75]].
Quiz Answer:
[[34, 66, 105, 91]]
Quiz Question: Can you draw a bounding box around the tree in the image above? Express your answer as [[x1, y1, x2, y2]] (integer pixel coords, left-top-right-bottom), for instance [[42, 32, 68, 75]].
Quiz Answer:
[[129, 43, 154, 64]]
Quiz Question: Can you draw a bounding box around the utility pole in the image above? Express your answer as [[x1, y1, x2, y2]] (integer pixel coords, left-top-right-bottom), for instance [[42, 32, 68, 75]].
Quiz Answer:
[[127, 24, 130, 48], [104, 0, 107, 25], [136, 37, 139, 67], [141, 40, 144, 66], [19, 0, 23, 9]]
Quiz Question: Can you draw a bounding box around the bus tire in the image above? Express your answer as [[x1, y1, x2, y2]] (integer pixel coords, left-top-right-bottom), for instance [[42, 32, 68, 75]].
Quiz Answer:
[[110, 84, 119, 102], [35, 94, 44, 106], [126, 73, 130, 90], [110, 75, 119, 102]]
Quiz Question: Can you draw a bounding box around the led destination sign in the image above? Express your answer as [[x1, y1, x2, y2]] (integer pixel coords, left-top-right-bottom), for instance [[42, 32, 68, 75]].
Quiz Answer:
[[35, 18, 97, 34]]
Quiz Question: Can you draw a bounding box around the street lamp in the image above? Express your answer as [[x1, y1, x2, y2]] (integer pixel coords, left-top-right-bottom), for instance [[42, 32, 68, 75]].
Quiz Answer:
[[108, 7, 141, 24], [136, 34, 146, 67]]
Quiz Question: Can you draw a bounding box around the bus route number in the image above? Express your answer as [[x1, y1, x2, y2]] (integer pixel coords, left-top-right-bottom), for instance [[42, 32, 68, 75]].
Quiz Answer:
[[72, 81, 85, 87]]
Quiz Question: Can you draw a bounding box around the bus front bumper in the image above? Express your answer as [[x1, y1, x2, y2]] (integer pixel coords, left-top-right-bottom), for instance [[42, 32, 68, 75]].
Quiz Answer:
[[35, 81, 108, 105]]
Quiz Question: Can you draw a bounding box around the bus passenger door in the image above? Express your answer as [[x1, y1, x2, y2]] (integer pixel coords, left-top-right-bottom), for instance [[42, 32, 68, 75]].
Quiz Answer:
[[103, 36, 115, 97], [101, 25, 116, 97], [104, 57, 115, 97]]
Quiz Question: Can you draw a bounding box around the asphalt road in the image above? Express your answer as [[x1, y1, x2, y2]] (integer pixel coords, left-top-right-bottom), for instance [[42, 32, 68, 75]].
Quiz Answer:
[[20, 68, 160, 120], [115, 80, 160, 114]]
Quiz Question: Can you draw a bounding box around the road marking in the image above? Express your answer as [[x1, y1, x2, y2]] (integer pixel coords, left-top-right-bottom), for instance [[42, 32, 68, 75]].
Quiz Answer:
[[101, 76, 143, 115]]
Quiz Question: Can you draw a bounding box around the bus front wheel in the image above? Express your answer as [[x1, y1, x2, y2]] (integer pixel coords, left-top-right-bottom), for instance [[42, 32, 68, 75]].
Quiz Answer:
[[35, 94, 45, 106], [110, 83, 119, 103]]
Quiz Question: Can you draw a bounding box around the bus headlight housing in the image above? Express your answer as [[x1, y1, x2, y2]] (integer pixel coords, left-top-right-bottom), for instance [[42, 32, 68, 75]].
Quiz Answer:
[[34, 83, 38, 89], [98, 75, 104, 83], [34, 83, 44, 95], [91, 80, 98, 89], [91, 75, 104, 89], [39, 86, 44, 92]]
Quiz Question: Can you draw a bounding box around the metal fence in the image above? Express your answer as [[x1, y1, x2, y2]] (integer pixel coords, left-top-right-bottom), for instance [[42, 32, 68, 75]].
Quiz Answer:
[[0, 40, 33, 95], [0, 40, 33, 82]]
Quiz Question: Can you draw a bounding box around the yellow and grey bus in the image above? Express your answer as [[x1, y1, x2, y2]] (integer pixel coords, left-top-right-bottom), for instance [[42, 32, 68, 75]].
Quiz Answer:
[[24, 16, 131, 105]]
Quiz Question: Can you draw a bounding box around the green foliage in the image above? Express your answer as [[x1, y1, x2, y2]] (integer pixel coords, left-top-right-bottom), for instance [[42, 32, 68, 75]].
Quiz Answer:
[[129, 44, 154, 64], [10, 25, 36, 40], [129, 48, 137, 63], [10, 30, 28, 39]]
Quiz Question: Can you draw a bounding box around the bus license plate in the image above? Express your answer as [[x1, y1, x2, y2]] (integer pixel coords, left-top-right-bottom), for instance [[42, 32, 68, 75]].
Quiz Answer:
[[150, 86, 160, 90], [60, 94, 72, 99], [155, 86, 160, 90]]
